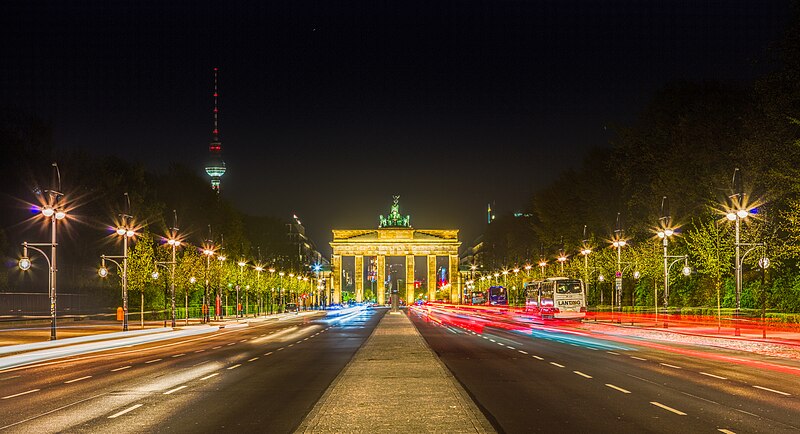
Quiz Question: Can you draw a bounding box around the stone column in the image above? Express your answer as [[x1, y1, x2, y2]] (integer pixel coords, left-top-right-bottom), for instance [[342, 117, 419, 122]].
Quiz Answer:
[[332, 254, 342, 304], [406, 254, 415, 305], [377, 255, 386, 305], [428, 254, 437, 301], [449, 254, 460, 304], [355, 255, 364, 303]]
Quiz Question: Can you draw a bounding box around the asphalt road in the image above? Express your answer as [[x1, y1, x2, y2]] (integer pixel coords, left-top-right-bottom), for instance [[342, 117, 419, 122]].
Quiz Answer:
[[0, 308, 384, 433], [409, 307, 800, 434]]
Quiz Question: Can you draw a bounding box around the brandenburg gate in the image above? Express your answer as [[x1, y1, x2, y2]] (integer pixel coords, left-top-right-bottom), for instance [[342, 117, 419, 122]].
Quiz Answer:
[[330, 197, 461, 305]]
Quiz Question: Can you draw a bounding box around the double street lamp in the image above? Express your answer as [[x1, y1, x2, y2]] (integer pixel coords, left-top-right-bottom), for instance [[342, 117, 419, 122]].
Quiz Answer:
[[18, 163, 66, 340], [657, 196, 692, 327], [98, 195, 135, 331]]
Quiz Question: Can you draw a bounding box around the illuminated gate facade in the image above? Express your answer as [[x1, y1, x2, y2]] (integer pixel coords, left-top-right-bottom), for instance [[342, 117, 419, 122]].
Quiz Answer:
[[329, 197, 461, 305]]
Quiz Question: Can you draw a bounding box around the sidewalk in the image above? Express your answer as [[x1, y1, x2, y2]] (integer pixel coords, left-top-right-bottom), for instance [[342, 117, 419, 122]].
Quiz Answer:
[[295, 311, 495, 434]]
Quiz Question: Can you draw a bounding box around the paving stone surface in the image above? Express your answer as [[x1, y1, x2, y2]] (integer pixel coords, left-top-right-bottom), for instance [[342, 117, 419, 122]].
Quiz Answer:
[[296, 310, 496, 434]]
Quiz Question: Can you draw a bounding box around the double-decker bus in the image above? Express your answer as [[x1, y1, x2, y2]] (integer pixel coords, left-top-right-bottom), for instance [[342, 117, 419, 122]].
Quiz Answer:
[[523, 277, 586, 319], [488, 286, 507, 305], [469, 291, 486, 305]]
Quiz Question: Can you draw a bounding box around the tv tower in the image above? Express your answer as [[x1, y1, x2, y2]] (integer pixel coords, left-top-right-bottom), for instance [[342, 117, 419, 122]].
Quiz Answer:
[[205, 67, 226, 193]]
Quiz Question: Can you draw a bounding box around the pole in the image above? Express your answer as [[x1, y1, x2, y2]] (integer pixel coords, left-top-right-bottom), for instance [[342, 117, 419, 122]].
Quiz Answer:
[[170, 244, 176, 327], [735, 217, 741, 336], [122, 231, 129, 332], [662, 237, 668, 328], [50, 214, 57, 340]]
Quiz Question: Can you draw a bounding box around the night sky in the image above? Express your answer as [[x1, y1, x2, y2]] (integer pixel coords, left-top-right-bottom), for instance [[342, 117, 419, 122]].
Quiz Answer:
[[2, 0, 792, 255]]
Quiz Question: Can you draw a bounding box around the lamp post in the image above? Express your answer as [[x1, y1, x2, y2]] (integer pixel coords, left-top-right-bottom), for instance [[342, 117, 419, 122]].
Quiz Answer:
[[255, 266, 263, 317], [187, 276, 196, 324], [268, 267, 276, 313], [279, 271, 285, 312], [159, 210, 180, 328], [237, 260, 246, 318], [611, 213, 626, 322], [202, 243, 214, 323], [20, 163, 66, 340], [657, 196, 690, 328], [98, 193, 134, 332]]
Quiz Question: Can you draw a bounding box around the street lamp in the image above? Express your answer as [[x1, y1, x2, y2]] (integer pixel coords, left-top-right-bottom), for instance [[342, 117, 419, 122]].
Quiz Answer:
[[611, 212, 627, 321], [99, 193, 135, 332], [187, 276, 197, 324], [656, 196, 690, 327], [157, 210, 180, 328], [237, 260, 247, 318]]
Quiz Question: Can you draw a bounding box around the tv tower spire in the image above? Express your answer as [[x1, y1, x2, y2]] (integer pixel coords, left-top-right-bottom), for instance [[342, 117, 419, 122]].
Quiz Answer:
[[205, 67, 226, 193]]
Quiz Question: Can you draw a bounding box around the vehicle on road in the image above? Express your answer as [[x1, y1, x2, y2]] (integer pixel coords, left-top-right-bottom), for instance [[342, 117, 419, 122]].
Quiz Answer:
[[523, 277, 586, 319], [488, 286, 507, 305]]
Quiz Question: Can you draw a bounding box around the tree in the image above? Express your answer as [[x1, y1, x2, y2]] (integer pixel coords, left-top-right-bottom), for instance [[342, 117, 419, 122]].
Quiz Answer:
[[684, 215, 733, 325]]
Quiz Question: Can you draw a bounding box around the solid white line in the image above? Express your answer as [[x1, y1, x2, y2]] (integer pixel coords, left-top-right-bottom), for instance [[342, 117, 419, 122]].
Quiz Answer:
[[200, 373, 219, 380], [64, 375, 92, 384], [532, 355, 544, 360], [753, 385, 791, 396], [605, 384, 631, 394], [718, 429, 736, 434], [2, 389, 40, 399], [630, 356, 647, 361], [518, 350, 528, 355], [550, 362, 565, 368], [573, 371, 592, 378], [699, 372, 727, 380], [111, 366, 131, 372], [248, 357, 259, 362], [108, 404, 143, 418], [145, 358, 162, 364], [606, 351, 620, 355], [650, 401, 687, 415], [227, 364, 242, 370], [163, 385, 187, 395], [660, 363, 682, 369]]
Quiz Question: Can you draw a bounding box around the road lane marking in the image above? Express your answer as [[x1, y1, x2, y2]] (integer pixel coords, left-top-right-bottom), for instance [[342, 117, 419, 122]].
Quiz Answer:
[[264, 351, 273, 356], [753, 385, 791, 396], [532, 355, 544, 360], [194, 349, 205, 353], [171, 353, 186, 358], [288, 344, 295, 347], [227, 342, 236, 346], [200, 373, 219, 380], [108, 404, 143, 418], [630, 356, 647, 361], [277, 347, 284, 351], [660, 363, 682, 369], [227, 364, 242, 370], [248, 357, 259, 362], [64, 376, 92, 384], [489, 339, 496, 342], [699, 372, 727, 380], [497, 343, 505, 346], [163, 385, 187, 395], [0, 375, 21, 381], [0, 393, 105, 430], [650, 401, 686, 415], [507, 346, 515, 350], [550, 362, 565, 368], [605, 384, 631, 394], [2, 389, 40, 399], [111, 366, 131, 372], [240, 339, 248, 342], [573, 371, 592, 378], [606, 351, 620, 355], [518, 350, 528, 355], [718, 430, 736, 434], [212, 346, 222, 349], [145, 358, 162, 364]]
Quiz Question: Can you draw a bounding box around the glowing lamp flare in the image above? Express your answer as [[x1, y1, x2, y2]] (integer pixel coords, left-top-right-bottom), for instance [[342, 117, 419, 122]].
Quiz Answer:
[[19, 257, 32, 271], [682, 266, 692, 276], [98, 267, 109, 278]]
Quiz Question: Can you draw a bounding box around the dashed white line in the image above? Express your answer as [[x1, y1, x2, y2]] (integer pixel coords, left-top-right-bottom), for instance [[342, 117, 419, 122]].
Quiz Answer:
[[650, 401, 686, 415], [171, 353, 186, 358], [573, 371, 593, 379], [227, 364, 242, 370], [163, 385, 187, 395], [288, 344, 295, 347], [718, 429, 736, 434], [532, 355, 544, 360], [212, 346, 222, 349], [699, 372, 727, 380], [630, 356, 647, 361], [145, 358, 162, 364], [550, 362, 565, 368], [2, 389, 40, 400], [605, 384, 631, 394], [506, 346, 516, 350], [277, 347, 284, 351], [489, 339, 496, 342], [248, 357, 259, 362], [194, 349, 205, 353], [660, 363, 682, 369], [497, 342, 505, 346], [64, 376, 92, 384], [264, 351, 273, 356], [200, 373, 219, 380], [227, 342, 236, 346], [111, 366, 131, 372], [240, 339, 248, 343], [518, 350, 528, 355], [606, 351, 620, 355], [753, 385, 791, 396], [108, 404, 143, 418]]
